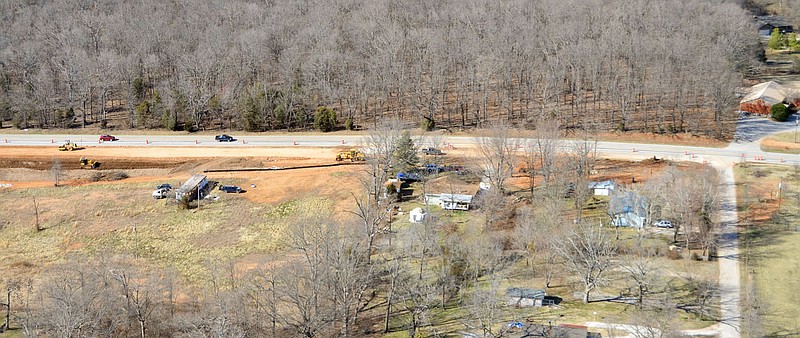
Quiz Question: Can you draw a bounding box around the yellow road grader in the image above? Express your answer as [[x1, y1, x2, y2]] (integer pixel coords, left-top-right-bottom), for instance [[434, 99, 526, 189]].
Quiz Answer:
[[336, 149, 366, 162]]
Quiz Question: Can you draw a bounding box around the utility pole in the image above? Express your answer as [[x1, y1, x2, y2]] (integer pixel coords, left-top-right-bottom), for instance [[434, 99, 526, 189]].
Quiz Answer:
[[1, 287, 10, 333], [778, 179, 783, 214], [794, 119, 798, 143]]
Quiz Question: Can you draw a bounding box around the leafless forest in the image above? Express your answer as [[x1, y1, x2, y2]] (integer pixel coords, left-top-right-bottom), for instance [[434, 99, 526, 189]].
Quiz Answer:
[[0, 0, 759, 136]]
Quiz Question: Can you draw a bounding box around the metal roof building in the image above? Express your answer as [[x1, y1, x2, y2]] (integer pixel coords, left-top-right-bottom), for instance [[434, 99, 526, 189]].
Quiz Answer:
[[175, 174, 208, 201]]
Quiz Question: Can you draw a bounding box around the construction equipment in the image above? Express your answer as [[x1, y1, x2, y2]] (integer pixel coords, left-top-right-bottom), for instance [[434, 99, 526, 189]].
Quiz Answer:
[[79, 157, 101, 169], [335, 149, 365, 162], [58, 140, 81, 151]]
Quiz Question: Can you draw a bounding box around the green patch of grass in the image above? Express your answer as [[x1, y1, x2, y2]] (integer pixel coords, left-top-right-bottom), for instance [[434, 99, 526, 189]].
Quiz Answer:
[[0, 182, 333, 284], [736, 164, 800, 335], [761, 131, 800, 154]]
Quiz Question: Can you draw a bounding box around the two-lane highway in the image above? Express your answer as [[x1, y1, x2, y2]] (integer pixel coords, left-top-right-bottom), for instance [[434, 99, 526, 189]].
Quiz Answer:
[[1, 133, 793, 168]]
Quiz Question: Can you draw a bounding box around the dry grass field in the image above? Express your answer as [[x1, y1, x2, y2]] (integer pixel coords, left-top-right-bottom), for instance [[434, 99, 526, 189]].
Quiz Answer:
[[0, 144, 724, 336], [736, 164, 800, 336], [0, 145, 367, 284]]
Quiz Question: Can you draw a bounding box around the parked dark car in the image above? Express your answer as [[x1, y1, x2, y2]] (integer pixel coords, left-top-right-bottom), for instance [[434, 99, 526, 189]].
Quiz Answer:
[[424, 164, 444, 174], [420, 147, 443, 155], [219, 185, 243, 193], [397, 172, 421, 181], [156, 183, 173, 191], [215, 134, 236, 142]]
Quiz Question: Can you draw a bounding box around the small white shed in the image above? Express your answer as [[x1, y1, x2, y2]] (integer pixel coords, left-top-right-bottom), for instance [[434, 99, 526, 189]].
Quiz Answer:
[[409, 208, 427, 223], [588, 180, 616, 196]]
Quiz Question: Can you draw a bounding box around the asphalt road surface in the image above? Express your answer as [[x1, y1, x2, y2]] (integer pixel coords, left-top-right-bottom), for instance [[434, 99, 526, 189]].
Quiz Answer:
[[0, 132, 796, 168]]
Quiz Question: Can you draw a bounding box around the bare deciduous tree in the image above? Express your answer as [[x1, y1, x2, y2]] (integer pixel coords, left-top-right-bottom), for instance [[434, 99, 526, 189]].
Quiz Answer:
[[621, 247, 661, 308], [555, 222, 616, 303], [474, 121, 518, 194], [51, 158, 62, 187]]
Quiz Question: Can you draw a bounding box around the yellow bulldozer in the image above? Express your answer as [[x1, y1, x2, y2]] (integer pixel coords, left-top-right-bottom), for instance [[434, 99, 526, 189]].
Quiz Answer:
[[336, 149, 366, 162], [58, 140, 82, 151], [79, 157, 101, 169]]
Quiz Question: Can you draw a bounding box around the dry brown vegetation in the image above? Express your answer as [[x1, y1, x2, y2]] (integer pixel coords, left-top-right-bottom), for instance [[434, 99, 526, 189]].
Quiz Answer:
[[0, 138, 728, 337], [0, 0, 759, 139]]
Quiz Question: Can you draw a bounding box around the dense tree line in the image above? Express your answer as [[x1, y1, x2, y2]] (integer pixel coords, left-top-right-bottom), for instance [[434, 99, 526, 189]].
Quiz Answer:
[[0, 0, 759, 136]]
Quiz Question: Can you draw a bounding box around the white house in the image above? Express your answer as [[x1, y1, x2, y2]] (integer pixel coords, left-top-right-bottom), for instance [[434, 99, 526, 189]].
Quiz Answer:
[[424, 193, 474, 211], [588, 180, 616, 196], [608, 190, 648, 228], [409, 207, 427, 223]]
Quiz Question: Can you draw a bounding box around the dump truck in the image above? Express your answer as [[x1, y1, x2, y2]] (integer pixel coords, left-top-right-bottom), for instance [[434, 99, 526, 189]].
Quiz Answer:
[[336, 149, 366, 162], [58, 140, 81, 151], [79, 157, 101, 169]]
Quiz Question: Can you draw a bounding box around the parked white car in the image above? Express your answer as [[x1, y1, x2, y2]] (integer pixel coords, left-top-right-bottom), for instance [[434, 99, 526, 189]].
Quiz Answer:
[[653, 220, 673, 228], [152, 188, 169, 199]]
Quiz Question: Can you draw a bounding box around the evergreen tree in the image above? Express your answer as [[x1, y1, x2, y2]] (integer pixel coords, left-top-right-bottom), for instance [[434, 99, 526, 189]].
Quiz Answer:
[[769, 28, 784, 50], [135, 100, 150, 127], [313, 106, 336, 132], [242, 95, 262, 131], [788, 33, 799, 52], [770, 103, 789, 122], [394, 131, 419, 172]]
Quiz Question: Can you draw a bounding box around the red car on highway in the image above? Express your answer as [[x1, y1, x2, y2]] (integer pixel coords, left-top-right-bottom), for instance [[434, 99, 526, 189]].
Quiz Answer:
[[99, 134, 117, 141]]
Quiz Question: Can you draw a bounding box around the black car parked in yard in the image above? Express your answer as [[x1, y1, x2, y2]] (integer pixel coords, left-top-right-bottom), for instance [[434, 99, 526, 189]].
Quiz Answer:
[[219, 185, 243, 193], [215, 134, 236, 142]]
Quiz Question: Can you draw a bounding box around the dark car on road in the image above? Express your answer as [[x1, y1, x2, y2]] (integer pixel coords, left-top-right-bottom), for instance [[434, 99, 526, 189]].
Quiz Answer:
[[219, 185, 243, 193], [215, 134, 236, 142], [99, 134, 117, 141]]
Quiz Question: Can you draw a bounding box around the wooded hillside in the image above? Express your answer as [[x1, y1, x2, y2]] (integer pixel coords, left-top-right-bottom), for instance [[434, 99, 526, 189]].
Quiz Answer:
[[0, 0, 760, 136]]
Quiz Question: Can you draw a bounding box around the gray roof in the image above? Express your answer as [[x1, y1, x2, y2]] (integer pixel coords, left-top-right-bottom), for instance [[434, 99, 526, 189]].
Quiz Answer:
[[588, 180, 616, 189], [740, 81, 788, 106], [609, 190, 647, 215], [177, 174, 207, 194], [439, 193, 473, 203], [506, 287, 545, 300], [757, 15, 793, 28]]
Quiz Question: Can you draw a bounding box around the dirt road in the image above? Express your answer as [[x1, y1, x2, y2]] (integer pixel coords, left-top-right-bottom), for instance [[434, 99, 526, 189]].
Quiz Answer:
[[716, 166, 742, 338]]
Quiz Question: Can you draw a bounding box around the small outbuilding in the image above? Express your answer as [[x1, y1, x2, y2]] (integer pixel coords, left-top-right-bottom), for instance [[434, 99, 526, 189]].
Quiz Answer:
[[409, 207, 427, 223], [506, 287, 548, 307], [175, 174, 208, 201], [588, 180, 616, 196]]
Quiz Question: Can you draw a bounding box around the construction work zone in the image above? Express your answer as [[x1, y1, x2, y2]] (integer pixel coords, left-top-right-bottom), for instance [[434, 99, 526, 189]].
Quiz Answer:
[[58, 140, 82, 151], [335, 149, 366, 162], [79, 157, 101, 169]]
